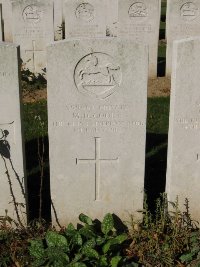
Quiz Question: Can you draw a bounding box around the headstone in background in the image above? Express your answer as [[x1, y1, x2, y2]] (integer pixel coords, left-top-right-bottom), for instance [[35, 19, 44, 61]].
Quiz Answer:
[[166, 0, 200, 76], [106, 0, 118, 37], [0, 43, 26, 225], [47, 38, 148, 226], [12, 0, 54, 73], [118, 0, 161, 77], [0, 4, 2, 41], [53, 0, 63, 40], [166, 37, 200, 222], [64, 0, 106, 38], [0, 0, 13, 42]]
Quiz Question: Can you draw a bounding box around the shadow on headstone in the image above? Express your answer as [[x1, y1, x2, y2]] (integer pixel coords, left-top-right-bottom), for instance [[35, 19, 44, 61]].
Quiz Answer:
[[144, 132, 168, 214], [25, 136, 51, 223]]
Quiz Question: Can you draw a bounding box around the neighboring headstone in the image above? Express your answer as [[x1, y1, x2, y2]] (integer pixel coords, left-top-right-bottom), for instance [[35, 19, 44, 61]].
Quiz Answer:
[[0, 0, 13, 42], [47, 38, 148, 226], [0, 43, 26, 225], [0, 4, 2, 41], [118, 0, 161, 77], [64, 0, 107, 38], [166, 0, 200, 76], [166, 37, 200, 222], [106, 0, 118, 37], [12, 0, 54, 73], [54, 0, 63, 40]]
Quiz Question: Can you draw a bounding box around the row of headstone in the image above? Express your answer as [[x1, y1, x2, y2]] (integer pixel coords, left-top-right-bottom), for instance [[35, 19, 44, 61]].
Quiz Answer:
[[2, 15, 200, 226], [0, 0, 161, 76]]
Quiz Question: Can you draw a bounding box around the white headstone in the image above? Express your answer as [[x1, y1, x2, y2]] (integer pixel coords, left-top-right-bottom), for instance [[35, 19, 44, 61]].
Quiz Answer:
[[0, 0, 13, 42], [54, 0, 63, 40], [0, 43, 26, 225], [12, 0, 54, 73], [166, 37, 200, 222], [166, 0, 200, 76], [64, 0, 107, 38], [47, 38, 148, 226], [118, 0, 161, 77]]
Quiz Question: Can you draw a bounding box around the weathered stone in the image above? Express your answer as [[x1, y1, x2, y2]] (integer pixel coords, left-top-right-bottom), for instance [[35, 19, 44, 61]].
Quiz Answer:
[[53, 0, 63, 40], [166, 37, 200, 222], [118, 0, 161, 77], [0, 0, 13, 41], [0, 4, 2, 41], [12, 0, 54, 73], [47, 38, 148, 226], [64, 0, 106, 38], [166, 0, 200, 76], [106, 0, 118, 37], [0, 43, 26, 225]]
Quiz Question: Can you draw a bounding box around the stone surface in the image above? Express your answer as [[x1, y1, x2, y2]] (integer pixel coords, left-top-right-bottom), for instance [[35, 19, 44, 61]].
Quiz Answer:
[[53, 0, 63, 40], [47, 38, 148, 226], [166, 0, 200, 76], [12, 0, 54, 73], [106, 0, 118, 37], [118, 0, 161, 77], [166, 37, 200, 222], [0, 43, 26, 225], [0, 0, 13, 41], [64, 0, 106, 38]]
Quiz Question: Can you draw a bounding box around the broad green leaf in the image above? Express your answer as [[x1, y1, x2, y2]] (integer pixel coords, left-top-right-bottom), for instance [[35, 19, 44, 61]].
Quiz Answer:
[[111, 256, 122, 267], [29, 239, 45, 260], [46, 231, 68, 250], [115, 233, 128, 244], [83, 238, 96, 249], [102, 240, 112, 254], [79, 225, 95, 238], [83, 247, 99, 259], [72, 233, 83, 246], [96, 236, 105, 246], [101, 213, 114, 235], [69, 263, 87, 267], [99, 255, 108, 266], [65, 223, 76, 237], [79, 214, 93, 225], [180, 252, 195, 263], [72, 253, 82, 262]]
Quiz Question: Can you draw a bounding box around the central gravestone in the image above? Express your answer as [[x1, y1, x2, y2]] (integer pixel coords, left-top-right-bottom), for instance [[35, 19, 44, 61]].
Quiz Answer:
[[64, 0, 106, 38], [118, 0, 161, 77], [47, 39, 148, 226], [12, 0, 54, 73]]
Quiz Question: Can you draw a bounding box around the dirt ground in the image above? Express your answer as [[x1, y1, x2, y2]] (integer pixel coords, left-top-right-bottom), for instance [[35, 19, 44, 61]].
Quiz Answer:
[[22, 77, 171, 103]]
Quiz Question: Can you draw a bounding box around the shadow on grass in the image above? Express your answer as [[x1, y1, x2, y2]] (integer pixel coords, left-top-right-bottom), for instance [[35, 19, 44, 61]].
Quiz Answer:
[[25, 136, 51, 222], [157, 57, 166, 77], [145, 132, 168, 213]]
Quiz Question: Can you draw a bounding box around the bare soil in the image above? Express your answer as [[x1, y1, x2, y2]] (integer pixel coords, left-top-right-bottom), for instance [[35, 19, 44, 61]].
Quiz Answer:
[[22, 77, 171, 103]]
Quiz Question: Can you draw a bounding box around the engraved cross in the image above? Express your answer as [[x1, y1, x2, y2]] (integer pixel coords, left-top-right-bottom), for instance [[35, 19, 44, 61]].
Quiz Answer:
[[76, 137, 119, 201], [25, 40, 43, 73]]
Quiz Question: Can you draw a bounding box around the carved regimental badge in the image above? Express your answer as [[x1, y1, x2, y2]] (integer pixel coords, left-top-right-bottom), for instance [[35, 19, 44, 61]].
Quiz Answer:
[[128, 2, 148, 19], [180, 2, 199, 21], [75, 3, 95, 22], [22, 5, 43, 23], [74, 53, 122, 99]]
